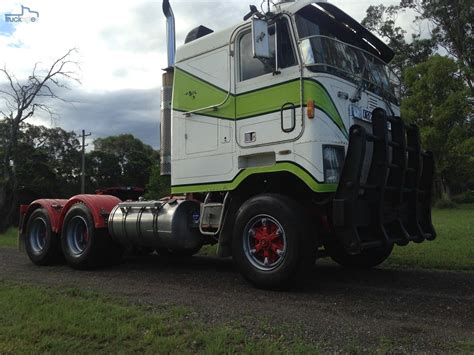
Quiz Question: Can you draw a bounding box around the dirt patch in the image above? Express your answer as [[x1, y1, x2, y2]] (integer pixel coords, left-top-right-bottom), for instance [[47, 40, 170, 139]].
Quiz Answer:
[[1, 247, 472, 352]]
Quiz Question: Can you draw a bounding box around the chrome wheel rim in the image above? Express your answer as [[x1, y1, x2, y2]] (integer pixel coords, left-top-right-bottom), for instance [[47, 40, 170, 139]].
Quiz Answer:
[[29, 217, 47, 254], [243, 214, 287, 271], [66, 216, 90, 256]]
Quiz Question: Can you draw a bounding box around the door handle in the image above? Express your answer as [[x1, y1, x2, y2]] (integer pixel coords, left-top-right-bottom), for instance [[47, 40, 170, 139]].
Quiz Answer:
[[281, 102, 296, 133]]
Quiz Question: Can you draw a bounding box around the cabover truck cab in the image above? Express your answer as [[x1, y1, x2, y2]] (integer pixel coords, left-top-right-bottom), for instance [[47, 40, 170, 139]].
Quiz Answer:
[[19, 0, 436, 289]]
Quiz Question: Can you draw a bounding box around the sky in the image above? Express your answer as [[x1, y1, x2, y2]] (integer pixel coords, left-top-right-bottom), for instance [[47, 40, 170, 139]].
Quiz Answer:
[[0, 0, 402, 149]]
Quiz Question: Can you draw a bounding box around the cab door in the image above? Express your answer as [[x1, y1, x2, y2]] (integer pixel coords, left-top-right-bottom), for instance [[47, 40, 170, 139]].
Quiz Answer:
[[235, 18, 302, 148]]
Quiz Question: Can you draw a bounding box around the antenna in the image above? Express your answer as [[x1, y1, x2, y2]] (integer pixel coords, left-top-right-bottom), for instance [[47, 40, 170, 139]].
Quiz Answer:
[[260, 0, 272, 15]]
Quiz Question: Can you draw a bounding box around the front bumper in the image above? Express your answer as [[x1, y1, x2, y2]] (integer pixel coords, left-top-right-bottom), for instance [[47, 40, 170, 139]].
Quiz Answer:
[[333, 108, 436, 254]]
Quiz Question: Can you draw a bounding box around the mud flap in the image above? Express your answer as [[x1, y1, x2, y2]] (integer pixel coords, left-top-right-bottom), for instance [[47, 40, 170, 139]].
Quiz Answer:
[[332, 109, 436, 254]]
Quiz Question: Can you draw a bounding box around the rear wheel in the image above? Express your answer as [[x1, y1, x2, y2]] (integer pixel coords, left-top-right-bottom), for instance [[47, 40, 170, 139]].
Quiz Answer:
[[25, 208, 62, 265], [327, 243, 393, 269], [232, 194, 315, 290], [61, 204, 123, 269]]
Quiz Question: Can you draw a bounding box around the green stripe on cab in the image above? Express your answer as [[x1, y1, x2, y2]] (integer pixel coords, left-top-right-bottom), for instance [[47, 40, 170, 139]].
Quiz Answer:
[[172, 68, 235, 119], [172, 68, 348, 137], [171, 162, 337, 194]]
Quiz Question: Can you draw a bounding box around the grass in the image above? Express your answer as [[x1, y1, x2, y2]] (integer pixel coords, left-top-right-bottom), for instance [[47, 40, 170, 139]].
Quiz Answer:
[[1, 281, 458, 353], [2, 205, 472, 271], [0, 227, 17, 248], [0, 281, 320, 354], [387, 204, 474, 271]]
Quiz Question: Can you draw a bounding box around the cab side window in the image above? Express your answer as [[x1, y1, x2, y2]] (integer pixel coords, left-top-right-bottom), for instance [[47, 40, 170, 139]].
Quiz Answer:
[[239, 26, 275, 81], [277, 20, 297, 69], [239, 19, 297, 82]]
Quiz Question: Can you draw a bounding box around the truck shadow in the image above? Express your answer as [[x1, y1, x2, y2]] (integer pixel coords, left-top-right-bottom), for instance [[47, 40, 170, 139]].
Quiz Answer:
[[117, 253, 473, 298]]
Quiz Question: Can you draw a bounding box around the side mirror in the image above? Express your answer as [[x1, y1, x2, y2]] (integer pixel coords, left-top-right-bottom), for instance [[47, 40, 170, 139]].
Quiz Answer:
[[251, 18, 271, 59]]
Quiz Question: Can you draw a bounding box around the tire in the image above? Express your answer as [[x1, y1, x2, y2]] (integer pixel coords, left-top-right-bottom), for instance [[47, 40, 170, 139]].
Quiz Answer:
[[156, 246, 201, 258], [25, 208, 62, 266], [327, 242, 394, 269], [232, 194, 315, 290], [61, 204, 123, 270]]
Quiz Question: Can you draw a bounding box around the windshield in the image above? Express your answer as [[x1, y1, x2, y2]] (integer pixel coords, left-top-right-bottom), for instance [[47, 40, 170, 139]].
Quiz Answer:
[[295, 5, 399, 103]]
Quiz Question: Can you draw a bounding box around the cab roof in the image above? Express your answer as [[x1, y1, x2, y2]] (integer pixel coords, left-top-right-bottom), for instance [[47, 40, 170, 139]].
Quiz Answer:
[[175, 0, 394, 64]]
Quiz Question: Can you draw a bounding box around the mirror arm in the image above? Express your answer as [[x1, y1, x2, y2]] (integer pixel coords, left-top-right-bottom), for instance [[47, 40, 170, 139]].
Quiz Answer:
[[243, 5, 259, 21]]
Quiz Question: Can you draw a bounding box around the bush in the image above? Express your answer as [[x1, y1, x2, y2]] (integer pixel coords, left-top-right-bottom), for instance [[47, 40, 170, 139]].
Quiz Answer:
[[452, 191, 474, 204], [435, 196, 457, 209]]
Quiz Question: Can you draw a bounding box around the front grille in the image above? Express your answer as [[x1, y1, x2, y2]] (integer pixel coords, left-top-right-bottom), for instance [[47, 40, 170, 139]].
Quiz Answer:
[[368, 96, 378, 111]]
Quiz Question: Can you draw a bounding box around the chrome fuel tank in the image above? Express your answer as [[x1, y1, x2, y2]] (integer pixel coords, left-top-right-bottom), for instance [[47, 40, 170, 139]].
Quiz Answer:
[[108, 199, 203, 250]]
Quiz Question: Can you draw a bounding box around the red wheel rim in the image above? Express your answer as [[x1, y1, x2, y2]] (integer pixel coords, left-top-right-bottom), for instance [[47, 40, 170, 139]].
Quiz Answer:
[[244, 215, 287, 271]]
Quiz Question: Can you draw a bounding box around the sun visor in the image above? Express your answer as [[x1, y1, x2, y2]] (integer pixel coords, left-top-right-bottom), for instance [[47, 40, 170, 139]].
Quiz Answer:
[[185, 26, 214, 44], [316, 2, 394, 63]]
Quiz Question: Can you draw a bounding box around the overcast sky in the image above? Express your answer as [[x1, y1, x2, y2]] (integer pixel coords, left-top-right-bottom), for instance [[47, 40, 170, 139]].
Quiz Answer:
[[0, 0, 401, 149]]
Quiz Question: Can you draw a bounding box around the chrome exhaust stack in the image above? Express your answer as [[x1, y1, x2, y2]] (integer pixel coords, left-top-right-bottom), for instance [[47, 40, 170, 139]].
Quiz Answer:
[[162, 0, 176, 68], [160, 0, 175, 176]]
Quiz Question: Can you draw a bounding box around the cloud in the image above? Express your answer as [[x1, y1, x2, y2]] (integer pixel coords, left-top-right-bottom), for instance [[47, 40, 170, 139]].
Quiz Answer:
[[33, 87, 161, 149], [1, 0, 414, 151], [0, 0, 404, 92]]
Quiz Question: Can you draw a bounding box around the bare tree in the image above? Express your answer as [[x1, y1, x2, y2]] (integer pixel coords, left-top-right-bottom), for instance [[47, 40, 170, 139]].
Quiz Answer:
[[0, 48, 80, 232]]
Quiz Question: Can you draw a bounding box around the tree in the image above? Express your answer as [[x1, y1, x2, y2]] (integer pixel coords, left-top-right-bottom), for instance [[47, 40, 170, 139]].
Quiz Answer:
[[20, 124, 82, 196], [402, 55, 473, 196], [400, 0, 473, 92], [85, 150, 122, 191], [89, 134, 158, 190], [0, 122, 82, 223], [362, 4, 437, 83], [144, 163, 171, 200], [0, 49, 79, 232], [363, 1, 474, 198], [363, 0, 473, 93]]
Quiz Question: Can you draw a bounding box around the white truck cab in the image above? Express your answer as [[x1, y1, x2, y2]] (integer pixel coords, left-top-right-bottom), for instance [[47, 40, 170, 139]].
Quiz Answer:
[[168, 1, 400, 196]]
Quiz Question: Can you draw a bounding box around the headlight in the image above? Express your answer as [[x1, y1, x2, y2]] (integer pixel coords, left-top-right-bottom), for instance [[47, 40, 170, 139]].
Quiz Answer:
[[323, 145, 345, 184]]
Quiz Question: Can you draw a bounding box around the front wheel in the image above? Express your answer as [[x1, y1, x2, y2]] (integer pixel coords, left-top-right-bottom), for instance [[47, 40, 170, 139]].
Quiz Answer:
[[232, 194, 315, 290]]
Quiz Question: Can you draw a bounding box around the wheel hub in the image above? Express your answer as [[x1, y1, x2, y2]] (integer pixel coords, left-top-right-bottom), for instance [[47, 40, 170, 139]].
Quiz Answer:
[[244, 215, 287, 271], [66, 216, 90, 256], [30, 217, 47, 254]]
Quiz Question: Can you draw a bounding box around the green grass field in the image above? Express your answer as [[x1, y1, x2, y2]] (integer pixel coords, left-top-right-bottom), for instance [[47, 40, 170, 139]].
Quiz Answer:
[[0, 227, 18, 248], [1, 205, 472, 271], [387, 204, 474, 271], [0, 281, 318, 353]]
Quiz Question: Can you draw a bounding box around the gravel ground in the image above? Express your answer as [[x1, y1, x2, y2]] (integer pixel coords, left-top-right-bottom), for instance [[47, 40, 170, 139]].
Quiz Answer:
[[1, 247, 473, 352]]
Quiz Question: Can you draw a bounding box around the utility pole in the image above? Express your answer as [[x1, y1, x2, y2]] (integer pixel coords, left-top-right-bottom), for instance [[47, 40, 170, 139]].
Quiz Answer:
[[80, 129, 92, 194]]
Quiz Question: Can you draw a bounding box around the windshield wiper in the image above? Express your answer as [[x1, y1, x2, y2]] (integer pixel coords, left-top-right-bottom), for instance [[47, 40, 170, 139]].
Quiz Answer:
[[350, 65, 368, 103]]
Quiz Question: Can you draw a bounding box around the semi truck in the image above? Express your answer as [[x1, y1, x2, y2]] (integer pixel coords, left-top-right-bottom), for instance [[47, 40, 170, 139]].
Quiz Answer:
[[19, 0, 436, 289]]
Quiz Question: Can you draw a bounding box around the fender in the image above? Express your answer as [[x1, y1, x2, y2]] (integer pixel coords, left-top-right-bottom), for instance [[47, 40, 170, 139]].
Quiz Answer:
[[59, 194, 122, 230], [20, 199, 68, 235]]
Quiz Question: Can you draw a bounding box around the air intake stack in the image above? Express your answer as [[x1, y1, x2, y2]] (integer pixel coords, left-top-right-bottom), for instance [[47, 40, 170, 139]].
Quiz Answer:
[[160, 0, 175, 176]]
